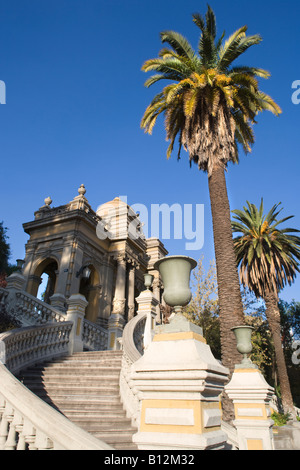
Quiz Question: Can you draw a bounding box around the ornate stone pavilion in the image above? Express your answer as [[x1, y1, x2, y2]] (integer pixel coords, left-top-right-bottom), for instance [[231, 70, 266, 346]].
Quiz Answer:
[[21, 184, 168, 333]]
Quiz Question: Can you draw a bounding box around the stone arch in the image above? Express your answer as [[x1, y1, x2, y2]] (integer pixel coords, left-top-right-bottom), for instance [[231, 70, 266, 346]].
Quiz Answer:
[[27, 257, 59, 300], [79, 264, 101, 323]]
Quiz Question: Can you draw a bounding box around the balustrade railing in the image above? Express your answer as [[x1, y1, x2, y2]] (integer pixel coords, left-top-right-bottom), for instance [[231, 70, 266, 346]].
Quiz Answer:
[[0, 280, 152, 450], [82, 318, 108, 351], [0, 324, 113, 450], [119, 312, 148, 427], [0, 366, 112, 450], [15, 291, 66, 324], [1, 287, 108, 352], [0, 323, 73, 374]]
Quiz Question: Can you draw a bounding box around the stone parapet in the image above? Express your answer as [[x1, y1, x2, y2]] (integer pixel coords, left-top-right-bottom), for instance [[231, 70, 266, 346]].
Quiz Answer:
[[225, 368, 275, 450], [130, 315, 229, 450]]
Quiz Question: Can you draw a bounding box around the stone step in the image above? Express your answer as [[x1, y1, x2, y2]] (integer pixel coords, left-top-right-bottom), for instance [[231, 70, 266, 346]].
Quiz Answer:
[[63, 409, 128, 419], [20, 371, 120, 380], [21, 365, 121, 375], [21, 376, 120, 386], [18, 350, 136, 450], [38, 393, 123, 403], [93, 430, 137, 445], [70, 417, 134, 429], [21, 385, 120, 400]]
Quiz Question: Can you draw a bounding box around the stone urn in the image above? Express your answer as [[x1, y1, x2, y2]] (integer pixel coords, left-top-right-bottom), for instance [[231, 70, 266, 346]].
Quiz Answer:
[[144, 273, 154, 290], [154, 255, 197, 314], [231, 325, 256, 369]]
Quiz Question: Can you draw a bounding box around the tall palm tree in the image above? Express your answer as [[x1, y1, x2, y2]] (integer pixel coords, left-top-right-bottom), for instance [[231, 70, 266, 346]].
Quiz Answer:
[[141, 5, 281, 382], [232, 200, 300, 415]]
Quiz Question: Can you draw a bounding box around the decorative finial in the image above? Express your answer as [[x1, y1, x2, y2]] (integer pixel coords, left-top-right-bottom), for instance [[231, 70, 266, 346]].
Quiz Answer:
[[44, 197, 52, 206], [78, 184, 86, 197]]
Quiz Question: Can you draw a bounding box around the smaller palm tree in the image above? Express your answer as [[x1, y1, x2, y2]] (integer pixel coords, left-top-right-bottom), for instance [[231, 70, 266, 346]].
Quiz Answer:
[[232, 199, 300, 416]]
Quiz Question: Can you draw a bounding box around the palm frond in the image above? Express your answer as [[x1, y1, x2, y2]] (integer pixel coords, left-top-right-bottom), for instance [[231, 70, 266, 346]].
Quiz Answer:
[[141, 5, 281, 167], [232, 202, 300, 298], [160, 30, 196, 60]]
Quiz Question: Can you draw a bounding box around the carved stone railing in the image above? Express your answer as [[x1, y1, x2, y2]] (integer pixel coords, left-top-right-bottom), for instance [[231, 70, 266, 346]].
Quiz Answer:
[[0, 325, 113, 450], [119, 288, 158, 428], [15, 291, 66, 325], [82, 318, 108, 351], [119, 312, 146, 427], [0, 323, 73, 374], [122, 311, 146, 363], [2, 286, 108, 352]]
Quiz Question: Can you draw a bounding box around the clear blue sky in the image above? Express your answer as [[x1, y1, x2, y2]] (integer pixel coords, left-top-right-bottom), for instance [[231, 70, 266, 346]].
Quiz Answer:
[[0, 0, 299, 303]]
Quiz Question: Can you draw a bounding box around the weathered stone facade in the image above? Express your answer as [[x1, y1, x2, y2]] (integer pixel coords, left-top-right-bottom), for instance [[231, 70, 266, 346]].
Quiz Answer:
[[22, 185, 167, 330]]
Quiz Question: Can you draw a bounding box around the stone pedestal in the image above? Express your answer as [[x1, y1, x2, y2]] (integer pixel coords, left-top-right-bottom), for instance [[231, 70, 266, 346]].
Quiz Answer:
[[65, 294, 88, 354], [225, 368, 275, 450], [5, 272, 26, 291], [135, 288, 158, 351], [108, 312, 125, 350], [108, 255, 127, 349], [130, 314, 229, 450], [49, 293, 67, 312]]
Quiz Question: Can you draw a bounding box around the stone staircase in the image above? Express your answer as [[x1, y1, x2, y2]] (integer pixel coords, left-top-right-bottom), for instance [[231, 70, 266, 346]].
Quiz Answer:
[[17, 350, 138, 450]]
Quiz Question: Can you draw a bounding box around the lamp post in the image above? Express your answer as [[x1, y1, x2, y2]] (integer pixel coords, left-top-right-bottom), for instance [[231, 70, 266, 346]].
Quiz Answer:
[[76, 265, 92, 280]]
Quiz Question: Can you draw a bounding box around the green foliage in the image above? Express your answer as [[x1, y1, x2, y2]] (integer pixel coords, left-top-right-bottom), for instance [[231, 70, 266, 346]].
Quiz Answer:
[[183, 256, 300, 406], [245, 314, 273, 376], [0, 221, 17, 280], [183, 256, 221, 359], [271, 411, 291, 426], [0, 300, 21, 333], [232, 200, 300, 298], [279, 299, 300, 344], [0, 221, 11, 274]]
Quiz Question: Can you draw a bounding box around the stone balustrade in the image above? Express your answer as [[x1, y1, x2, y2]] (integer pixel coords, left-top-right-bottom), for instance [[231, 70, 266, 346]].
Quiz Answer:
[[0, 323, 113, 450], [2, 286, 109, 352], [120, 312, 147, 427], [0, 362, 112, 450], [82, 318, 109, 351], [15, 291, 66, 324], [120, 289, 157, 428], [0, 323, 73, 374]]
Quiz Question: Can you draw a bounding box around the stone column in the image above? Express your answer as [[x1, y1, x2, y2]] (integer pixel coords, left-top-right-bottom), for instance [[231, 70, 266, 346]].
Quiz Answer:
[[85, 284, 102, 322], [65, 294, 88, 354], [49, 293, 67, 312], [135, 287, 158, 350], [54, 238, 74, 298], [152, 275, 161, 324], [127, 263, 136, 321], [5, 272, 26, 292], [26, 274, 42, 298], [108, 254, 127, 350], [98, 257, 114, 327], [225, 368, 275, 450]]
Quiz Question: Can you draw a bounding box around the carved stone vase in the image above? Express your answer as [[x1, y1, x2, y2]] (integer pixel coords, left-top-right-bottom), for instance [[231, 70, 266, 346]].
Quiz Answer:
[[231, 325, 256, 369], [154, 255, 197, 314]]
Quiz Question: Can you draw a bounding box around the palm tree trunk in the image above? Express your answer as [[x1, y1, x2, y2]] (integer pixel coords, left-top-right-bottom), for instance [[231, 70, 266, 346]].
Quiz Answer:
[[208, 163, 245, 367], [208, 163, 245, 422], [264, 289, 295, 417]]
